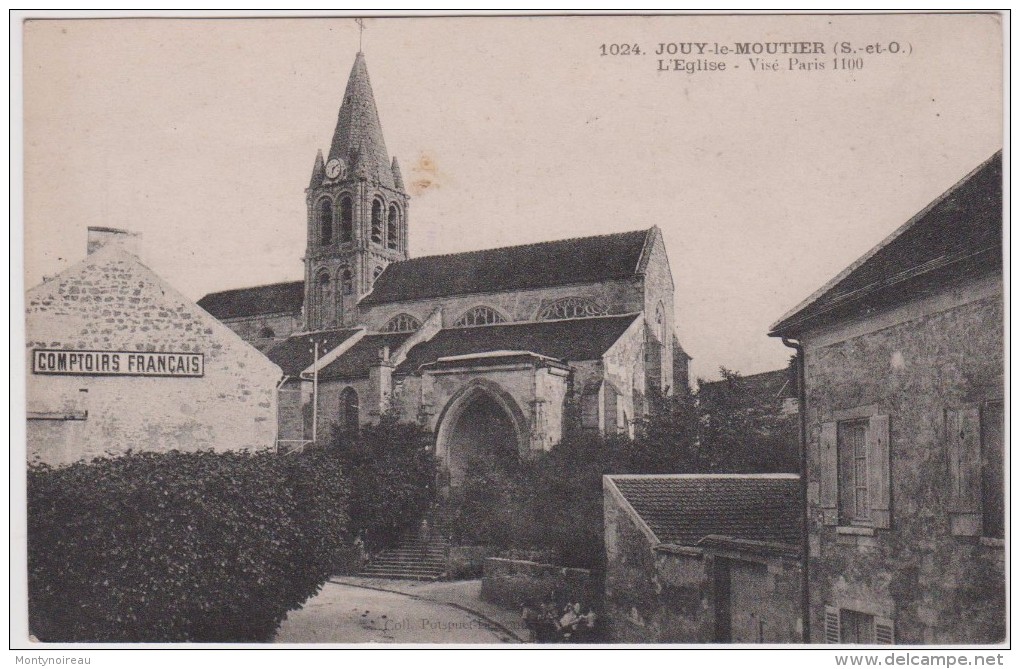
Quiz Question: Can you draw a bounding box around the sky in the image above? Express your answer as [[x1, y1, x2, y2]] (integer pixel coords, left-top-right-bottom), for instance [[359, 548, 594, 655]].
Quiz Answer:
[[21, 13, 1003, 382]]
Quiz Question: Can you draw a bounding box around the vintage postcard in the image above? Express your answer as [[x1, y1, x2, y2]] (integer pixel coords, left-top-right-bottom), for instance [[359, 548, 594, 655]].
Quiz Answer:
[[14, 11, 1005, 656]]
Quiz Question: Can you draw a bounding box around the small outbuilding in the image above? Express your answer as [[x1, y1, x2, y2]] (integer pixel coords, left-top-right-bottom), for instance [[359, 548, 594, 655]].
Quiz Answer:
[[603, 473, 803, 643]]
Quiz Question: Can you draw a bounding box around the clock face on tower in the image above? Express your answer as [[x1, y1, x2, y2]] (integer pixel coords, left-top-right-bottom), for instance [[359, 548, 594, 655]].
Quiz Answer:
[[325, 158, 345, 180]]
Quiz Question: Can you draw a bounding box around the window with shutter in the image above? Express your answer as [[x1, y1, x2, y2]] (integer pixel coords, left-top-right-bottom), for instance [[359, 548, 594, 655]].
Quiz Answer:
[[947, 406, 982, 536], [875, 617, 895, 644], [838, 420, 869, 525], [980, 401, 1004, 540], [839, 609, 875, 643], [819, 422, 839, 525], [867, 414, 891, 528], [824, 606, 841, 643]]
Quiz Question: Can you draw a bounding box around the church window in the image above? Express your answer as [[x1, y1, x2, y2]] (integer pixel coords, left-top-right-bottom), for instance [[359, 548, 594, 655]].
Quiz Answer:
[[318, 198, 333, 245], [538, 296, 608, 320], [315, 271, 333, 328], [371, 199, 384, 245], [387, 205, 400, 250], [454, 306, 506, 328], [384, 313, 421, 333], [339, 268, 353, 296], [340, 387, 359, 436], [339, 196, 354, 244]]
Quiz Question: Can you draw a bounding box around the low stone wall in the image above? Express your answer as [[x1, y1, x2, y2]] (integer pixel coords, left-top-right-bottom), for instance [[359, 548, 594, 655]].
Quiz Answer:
[[447, 545, 497, 580], [481, 557, 600, 611]]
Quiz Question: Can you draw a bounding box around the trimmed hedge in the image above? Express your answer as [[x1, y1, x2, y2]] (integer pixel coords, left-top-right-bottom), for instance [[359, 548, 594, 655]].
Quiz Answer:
[[27, 447, 351, 642]]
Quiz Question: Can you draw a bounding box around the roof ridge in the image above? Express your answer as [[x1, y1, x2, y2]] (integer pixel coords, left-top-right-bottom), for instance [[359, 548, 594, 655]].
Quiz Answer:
[[387, 228, 652, 266], [202, 279, 303, 297]]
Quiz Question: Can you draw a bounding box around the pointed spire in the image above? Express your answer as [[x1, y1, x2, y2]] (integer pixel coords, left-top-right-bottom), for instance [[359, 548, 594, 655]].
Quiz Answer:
[[309, 149, 325, 188], [328, 52, 394, 188], [391, 156, 404, 191]]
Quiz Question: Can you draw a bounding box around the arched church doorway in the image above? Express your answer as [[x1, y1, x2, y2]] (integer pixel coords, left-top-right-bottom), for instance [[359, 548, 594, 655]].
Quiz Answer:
[[435, 382, 527, 488]]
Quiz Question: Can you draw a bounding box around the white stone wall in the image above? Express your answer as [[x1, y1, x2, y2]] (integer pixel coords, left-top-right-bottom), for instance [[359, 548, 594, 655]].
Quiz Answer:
[[25, 247, 281, 467]]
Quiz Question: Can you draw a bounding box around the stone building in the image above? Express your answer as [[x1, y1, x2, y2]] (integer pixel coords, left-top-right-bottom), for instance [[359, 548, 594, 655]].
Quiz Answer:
[[26, 227, 281, 467], [769, 152, 1003, 644], [199, 52, 690, 478], [603, 474, 803, 643]]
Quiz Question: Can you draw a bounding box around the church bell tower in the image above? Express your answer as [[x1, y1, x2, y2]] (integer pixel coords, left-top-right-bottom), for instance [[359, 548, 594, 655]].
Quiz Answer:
[[304, 52, 409, 330]]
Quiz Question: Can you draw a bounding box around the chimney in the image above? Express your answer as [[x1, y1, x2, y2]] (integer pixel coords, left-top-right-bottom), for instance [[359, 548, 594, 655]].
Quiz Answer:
[[87, 226, 141, 256]]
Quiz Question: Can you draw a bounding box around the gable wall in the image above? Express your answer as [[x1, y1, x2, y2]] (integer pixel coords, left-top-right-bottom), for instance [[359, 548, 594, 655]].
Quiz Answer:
[[26, 249, 281, 466]]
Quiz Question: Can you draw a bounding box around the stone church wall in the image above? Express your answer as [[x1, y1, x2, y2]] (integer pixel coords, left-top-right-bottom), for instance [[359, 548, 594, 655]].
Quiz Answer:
[[640, 230, 676, 393], [359, 278, 644, 332]]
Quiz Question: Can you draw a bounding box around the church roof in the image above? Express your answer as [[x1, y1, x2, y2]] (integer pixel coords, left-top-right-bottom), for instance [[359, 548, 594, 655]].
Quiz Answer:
[[770, 151, 1002, 337], [395, 313, 641, 374], [267, 327, 362, 377], [318, 331, 414, 381], [327, 52, 396, 190], [198, 280, 304, 321], [361, 228, 654, 306]]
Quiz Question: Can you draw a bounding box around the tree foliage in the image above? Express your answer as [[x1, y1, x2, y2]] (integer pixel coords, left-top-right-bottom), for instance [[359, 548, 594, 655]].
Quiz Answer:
[[332, 414, 438, 550], [695, 361, 799, 473]]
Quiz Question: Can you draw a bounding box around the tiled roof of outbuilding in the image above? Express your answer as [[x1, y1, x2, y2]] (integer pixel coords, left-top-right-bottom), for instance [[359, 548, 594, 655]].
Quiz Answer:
[[361, 229, 654, 306], [267, 328, 361, 377], [198, 280, 304, 321], [770, 151, 1002, 336], [607, 474, 801, 548], [319, 332, 414, 381], [395, 314, 641, 375]]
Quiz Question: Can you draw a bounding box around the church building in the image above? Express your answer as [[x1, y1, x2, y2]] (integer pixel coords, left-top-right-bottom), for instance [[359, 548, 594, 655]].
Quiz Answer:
[[199, 52, 689, 481]]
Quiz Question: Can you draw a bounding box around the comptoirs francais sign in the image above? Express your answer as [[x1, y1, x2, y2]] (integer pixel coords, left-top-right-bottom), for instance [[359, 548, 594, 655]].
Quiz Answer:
[[32, 349, 204, 378]]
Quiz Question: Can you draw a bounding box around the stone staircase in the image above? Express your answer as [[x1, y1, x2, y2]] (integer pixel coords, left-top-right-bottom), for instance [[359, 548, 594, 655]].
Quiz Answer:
[[359, 535, 451, 581]]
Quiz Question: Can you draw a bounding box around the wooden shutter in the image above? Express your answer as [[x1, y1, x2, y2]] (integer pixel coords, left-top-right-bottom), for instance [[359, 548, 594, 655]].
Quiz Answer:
[[947, 406, 982, 536], [867, 414, 891, 528], [875, 617, 895, 644], [819, 422, 839, 525], [824, 606, 841, 643]]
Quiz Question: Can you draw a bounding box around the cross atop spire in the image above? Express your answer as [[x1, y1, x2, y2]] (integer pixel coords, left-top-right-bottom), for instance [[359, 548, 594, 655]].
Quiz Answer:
[[327, 52, 396, 190]]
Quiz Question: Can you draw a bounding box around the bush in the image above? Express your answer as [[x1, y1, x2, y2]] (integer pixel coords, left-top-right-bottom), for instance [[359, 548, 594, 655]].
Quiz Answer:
[[332, 416, 437, 551], [27, 447, 350, 642]]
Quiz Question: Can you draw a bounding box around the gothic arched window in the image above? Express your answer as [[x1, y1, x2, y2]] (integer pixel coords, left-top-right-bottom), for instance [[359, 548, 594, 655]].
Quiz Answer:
[[655, 303, 666, 343], [315, 271, 333, 328], [371, 199, 384, 245], [339, 195, 354, 244], [387, 204, 400, 250], [383, 313, 421, 333], [317, 198, 333, 245], [454, 306, 506, 328], [340, 268, 354, 296], [538, 296, 608, 320], [340, 386, 359, 435]]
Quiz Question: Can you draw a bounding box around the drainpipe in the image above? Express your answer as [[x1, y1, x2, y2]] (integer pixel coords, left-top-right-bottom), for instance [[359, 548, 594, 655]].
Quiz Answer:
[[781, 336, 810, 644]]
